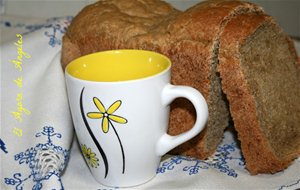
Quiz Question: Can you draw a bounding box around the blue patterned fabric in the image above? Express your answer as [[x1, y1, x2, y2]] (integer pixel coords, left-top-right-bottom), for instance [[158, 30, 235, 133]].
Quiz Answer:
[[4, 126, 69, 190], [0, 16, 72, 46], [1, 16, 73, 190], [157, 142, 244, 177]]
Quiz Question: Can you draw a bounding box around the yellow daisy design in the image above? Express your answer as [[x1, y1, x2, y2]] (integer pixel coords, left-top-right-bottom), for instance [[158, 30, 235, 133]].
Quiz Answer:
[[87, 98, 128, 133], [81, 144, 99, 168]]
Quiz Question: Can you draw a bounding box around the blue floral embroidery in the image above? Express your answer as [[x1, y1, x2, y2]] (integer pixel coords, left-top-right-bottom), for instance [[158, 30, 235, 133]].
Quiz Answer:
[[0, 138, 8, 153], [183, 159, 209, 175], [157, 156, 186, 174], [0, 16, 72, 47], [43, 18, 72, 47], [157, 142, 245, 178], [278, 179, 300, 190], [4, 126, 69, 190]]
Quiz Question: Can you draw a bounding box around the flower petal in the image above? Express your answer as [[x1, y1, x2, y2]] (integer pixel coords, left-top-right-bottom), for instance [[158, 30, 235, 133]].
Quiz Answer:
[[102, 117, 109, 133], [107, 100, 122, 114], [93, 97, 106, 113], [87, 148, 91, 155], [109, 115, 127, 124], [81, 145, 87, 154], [87, 112, 104, 119]]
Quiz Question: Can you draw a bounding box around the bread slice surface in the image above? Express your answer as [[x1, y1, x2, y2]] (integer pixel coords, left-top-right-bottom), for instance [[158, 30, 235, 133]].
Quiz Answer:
[[218, 13, 300, 174]]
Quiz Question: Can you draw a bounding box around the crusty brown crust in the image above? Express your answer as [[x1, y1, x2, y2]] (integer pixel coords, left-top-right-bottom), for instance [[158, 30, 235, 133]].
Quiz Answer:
[[218, 13, 300, 174], [61, 0, 180, 68]]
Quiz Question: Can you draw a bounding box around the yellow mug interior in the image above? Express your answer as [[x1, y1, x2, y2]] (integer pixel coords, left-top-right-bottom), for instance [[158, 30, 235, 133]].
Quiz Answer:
[[66, 50, 171, 82]]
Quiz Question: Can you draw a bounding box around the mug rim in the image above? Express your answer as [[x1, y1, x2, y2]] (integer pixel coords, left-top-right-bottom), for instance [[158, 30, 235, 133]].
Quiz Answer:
[[65, 49, 172, 84]]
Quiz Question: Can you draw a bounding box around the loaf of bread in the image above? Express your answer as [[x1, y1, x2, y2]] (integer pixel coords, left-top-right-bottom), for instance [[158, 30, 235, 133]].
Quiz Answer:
[[62, 0, 300, 174]]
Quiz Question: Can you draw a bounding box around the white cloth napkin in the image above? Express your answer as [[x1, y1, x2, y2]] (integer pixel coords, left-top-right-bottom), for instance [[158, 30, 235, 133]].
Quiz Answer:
[[1, 16, 300, 190], [1, 16, 73, 190]]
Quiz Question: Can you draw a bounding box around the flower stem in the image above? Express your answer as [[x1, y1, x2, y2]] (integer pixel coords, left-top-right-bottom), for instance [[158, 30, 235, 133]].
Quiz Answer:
[[80, 88, 109, 178], [109, 120, 125, 174]]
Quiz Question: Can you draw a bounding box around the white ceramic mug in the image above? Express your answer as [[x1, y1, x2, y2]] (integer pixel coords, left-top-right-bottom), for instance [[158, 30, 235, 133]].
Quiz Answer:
[[65, 50, 208, 187]]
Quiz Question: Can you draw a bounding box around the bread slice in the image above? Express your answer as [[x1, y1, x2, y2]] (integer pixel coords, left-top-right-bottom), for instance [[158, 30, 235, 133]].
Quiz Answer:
[[218, 13, 300, 174], [62, 0, 264, 160]]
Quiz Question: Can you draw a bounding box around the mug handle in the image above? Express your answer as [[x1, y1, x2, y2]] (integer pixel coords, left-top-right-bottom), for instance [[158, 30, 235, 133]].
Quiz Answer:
[[156, 84, 209, 156]]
